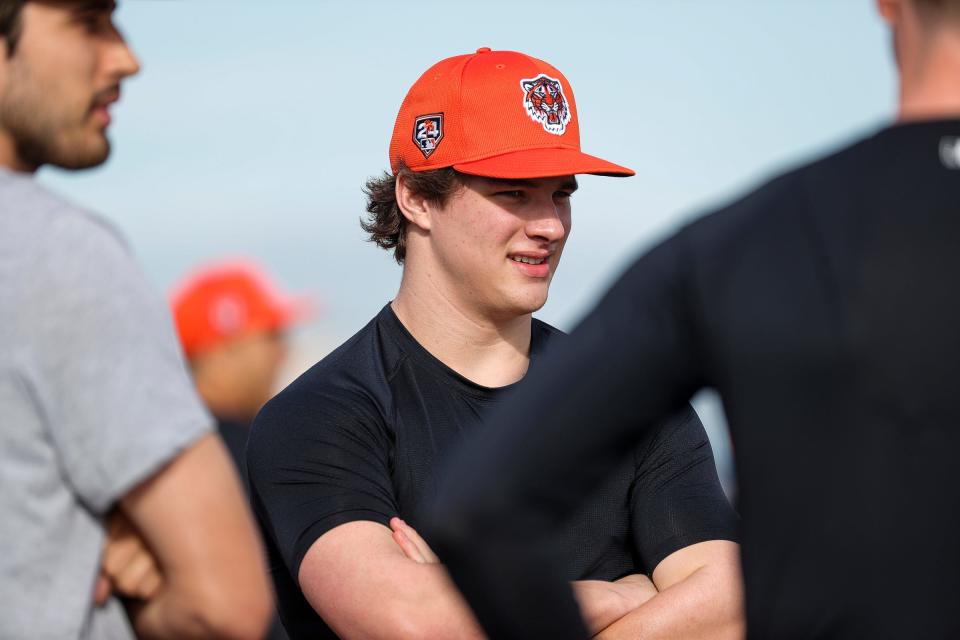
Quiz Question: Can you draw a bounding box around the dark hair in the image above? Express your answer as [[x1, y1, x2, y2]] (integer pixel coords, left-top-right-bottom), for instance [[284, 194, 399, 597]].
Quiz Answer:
[[914, 0, 960, 17], [0, 0, 24, 56], [361, 161, 463, 264]]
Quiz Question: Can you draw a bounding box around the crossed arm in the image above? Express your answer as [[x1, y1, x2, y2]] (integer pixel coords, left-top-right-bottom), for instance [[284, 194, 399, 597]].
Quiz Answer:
[[297, 519, 656, 639], [298, 517, 741, 639], [95, 434, 273, 639], [595, 540, 743, 639]]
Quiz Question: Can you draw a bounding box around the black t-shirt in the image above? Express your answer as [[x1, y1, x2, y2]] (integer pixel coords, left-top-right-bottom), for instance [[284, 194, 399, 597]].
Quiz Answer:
[[247, 304, 737, 639], [430, 119, 960, 639], [216, 417, 291, 640], [217, 418, 249, 481]]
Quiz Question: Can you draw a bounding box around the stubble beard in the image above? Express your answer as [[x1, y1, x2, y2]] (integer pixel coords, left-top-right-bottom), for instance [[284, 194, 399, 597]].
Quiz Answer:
[[0, 64, 111, 171]]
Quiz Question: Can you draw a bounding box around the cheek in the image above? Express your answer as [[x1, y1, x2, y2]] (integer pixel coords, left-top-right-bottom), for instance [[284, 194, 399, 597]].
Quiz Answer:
[[439, 210, 505, 260]]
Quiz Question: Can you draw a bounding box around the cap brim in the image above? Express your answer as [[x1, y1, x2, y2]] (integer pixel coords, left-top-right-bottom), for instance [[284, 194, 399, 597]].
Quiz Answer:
[[452, 147, 634, 179]]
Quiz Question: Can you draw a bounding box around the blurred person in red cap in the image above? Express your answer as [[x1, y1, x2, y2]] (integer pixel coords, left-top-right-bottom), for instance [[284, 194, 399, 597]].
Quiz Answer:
[[171, 259, 311, 481], [0, 2, 271, 639], [171, 259, 311, 640], [247, 48, 743, 639]]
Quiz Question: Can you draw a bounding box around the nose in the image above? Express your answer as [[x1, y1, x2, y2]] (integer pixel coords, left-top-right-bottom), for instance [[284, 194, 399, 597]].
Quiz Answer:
[[525, 198, 568, 244], [105, 31, 142, 81]]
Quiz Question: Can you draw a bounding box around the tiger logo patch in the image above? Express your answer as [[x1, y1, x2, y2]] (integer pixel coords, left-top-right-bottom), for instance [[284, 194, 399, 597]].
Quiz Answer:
[[520, 74, 571, 135], [413, 113, 444, 158]]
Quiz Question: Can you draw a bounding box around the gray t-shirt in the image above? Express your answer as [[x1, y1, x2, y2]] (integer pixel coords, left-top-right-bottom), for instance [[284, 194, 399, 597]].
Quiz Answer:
[[0, 170, 211, 639]]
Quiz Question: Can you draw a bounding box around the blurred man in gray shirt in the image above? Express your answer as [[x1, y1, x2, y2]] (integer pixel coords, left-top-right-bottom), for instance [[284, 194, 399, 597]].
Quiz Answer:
[[0, 1, 271, 637]]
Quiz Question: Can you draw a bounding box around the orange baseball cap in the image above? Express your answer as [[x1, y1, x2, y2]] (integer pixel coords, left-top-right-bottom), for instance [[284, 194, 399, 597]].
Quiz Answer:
[[389, 48, 634, 179], [170, 260, 313, 359]]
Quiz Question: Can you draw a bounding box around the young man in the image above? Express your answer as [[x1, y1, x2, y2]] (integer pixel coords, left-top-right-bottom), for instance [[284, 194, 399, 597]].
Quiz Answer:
[[429, 2, 960, 639], [0, 2, 271, 638], [248, 48, 742, 639]]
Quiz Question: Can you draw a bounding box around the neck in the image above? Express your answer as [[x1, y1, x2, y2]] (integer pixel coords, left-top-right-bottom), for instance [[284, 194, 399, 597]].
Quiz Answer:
[[193, 368, 255, 424], [391, 269, 533, 389], [0, 131, 37, 173], [898, 26, 960, 122]]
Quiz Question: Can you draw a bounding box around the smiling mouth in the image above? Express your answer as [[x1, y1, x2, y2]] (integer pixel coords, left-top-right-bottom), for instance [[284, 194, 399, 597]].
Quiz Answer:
[[510, 256, 546, 265]]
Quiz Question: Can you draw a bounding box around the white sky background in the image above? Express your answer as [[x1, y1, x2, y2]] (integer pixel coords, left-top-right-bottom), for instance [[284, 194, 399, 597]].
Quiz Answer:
[[40, 1, 896, 492]]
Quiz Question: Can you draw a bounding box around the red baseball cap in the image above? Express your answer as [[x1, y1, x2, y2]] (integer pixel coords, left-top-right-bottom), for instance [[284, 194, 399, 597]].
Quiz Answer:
[[389, 48, 634, 179], [170, 260, 312, 359]]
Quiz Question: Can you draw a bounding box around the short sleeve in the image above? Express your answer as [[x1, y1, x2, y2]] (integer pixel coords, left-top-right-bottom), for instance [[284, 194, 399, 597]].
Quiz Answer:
[[246, 378, 398, 578], [27, 212, 211, 514], [629, 405, 739, 573]]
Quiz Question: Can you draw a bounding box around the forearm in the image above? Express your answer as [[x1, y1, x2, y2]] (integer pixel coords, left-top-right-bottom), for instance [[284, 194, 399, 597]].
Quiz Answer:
[[572, 577, 658, 636], [128, 571, 272, 640], [120, 435, 273, 640], [127, 589, 215, 640], [595, 564, 744, 640]]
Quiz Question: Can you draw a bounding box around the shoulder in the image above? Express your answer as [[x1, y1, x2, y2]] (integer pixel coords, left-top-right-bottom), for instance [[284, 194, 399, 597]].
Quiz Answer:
[[248, 315, 396, 459], [632, 403, 710, 467], [0, 172, 90, 218], [3, 175, 127, 251], [22, 199, 136, 297], [0, 176, 132, 288], [682, 127, 881, 248], [0, 185, 173, 355]]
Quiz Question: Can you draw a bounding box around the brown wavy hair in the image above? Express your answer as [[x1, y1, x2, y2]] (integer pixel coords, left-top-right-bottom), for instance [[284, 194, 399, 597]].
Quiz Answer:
[[362, 161, 462, 264]]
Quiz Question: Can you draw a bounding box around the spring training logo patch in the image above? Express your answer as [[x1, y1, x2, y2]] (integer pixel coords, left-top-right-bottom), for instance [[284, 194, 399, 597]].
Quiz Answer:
[[520, 74, 571, 135], [413, 113, 444, 159]]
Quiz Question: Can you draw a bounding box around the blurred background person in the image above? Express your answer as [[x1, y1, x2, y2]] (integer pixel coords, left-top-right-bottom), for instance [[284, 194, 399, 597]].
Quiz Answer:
[[171, 259, 312, 482], [427, 0, 960, 638], [171, 259, 312, 640], [0, 1, 272, 638]]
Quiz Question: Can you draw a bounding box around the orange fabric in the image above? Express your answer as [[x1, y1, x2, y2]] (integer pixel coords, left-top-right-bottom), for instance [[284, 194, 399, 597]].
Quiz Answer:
[[170, 260, 311, 359], [389, 48, 634, 179]]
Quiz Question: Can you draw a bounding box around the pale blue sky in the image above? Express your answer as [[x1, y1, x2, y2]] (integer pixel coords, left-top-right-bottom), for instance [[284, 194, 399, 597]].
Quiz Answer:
[[41, 0, 896, 337]]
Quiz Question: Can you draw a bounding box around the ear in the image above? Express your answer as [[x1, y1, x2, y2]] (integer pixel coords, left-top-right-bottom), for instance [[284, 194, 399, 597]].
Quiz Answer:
[[877, 0, 902, 25], [395, 173, 434, 232], [521, 80, 534, 92]]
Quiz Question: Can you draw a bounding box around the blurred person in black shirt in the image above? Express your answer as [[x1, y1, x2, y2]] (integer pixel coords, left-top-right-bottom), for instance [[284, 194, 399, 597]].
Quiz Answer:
[[428, 2, 960, 639]]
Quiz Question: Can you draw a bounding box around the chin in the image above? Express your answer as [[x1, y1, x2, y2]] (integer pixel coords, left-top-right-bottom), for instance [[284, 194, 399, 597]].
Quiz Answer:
[[505, 293, 550, 317], [48, 134, 111, 170]]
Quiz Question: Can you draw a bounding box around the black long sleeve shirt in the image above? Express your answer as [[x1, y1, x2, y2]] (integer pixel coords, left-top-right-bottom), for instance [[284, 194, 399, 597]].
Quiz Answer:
[[429, 119, 960, 639]]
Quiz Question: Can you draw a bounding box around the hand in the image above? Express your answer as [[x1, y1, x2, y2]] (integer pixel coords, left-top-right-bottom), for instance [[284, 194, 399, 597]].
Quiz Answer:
[[389, 516, 439, 564], [572, 574, 659, 636], [613, 573, 659, 609], [95, 510, 163, 606]]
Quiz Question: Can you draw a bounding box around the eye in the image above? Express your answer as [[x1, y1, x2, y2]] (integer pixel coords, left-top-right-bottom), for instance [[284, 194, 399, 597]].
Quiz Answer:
[[494, 190, 524, 199], [554, 190, 574, 200]]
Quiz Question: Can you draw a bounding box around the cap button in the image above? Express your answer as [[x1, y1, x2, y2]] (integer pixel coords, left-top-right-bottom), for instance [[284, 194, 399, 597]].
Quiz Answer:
[[475, 47, 492, 54]]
